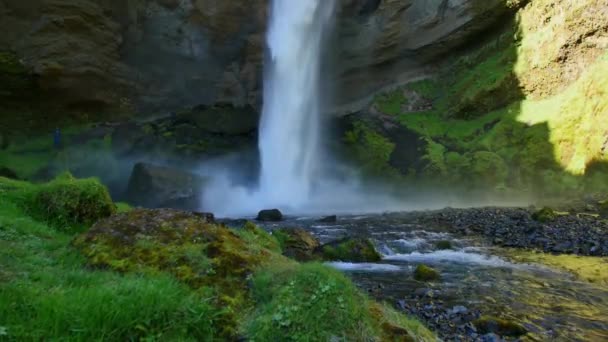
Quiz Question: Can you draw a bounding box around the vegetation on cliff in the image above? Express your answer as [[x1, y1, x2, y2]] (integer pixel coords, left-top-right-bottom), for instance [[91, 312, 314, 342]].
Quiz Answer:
[[347, 0, 608, 199]]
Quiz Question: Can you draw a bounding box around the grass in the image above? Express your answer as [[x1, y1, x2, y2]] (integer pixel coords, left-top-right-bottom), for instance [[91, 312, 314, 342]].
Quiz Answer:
[[1, 173, 115, 233], [0, 193, 216, 341], [246, 262, 436, 341], [0, 176, 436, 341]]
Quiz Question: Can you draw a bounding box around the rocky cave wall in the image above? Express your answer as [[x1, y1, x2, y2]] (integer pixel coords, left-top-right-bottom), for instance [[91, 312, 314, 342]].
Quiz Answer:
[[0, 0, 518, 121]]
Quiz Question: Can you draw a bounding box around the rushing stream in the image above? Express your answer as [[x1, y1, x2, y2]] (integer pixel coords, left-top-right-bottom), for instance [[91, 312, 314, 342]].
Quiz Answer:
[[255, 213, 608, 341]]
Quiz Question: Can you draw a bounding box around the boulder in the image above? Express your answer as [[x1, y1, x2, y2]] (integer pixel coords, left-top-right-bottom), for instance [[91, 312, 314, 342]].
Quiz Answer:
[[273, 228, 320, 262], [318, 215, 338, 223], [413, 265, 441, 282], [125, 162, 206, 210], [318, 237, 382, 262], [532, 207, 557, 223], [256, 209, 283, 222]]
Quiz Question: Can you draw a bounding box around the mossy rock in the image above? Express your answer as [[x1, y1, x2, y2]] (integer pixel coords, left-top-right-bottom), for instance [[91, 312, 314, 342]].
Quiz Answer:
[[73, 209, 278, 285], [74, 208, 287, 338], [413, 265, 441, 282], [532, 207, 557, 222], [25, 173, 115, 230], [435, 240, 453, 250], [319, 237, 382, 262], [273, 228, 320, 262], [473, 316, 527, 337], [256, 209, 283, 222]]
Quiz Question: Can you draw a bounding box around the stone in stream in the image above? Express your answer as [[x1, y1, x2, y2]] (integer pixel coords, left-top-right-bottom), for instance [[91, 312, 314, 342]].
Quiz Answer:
[[318, 215, 337, 223], [125, 162, 206, 210], [435, 240, 452, 250], [413, 264, 441, 282], [272, 228, 320, 262], [256, 209, 283, 222], [318, 237, 382, 262], [531, 207, 557, 222]]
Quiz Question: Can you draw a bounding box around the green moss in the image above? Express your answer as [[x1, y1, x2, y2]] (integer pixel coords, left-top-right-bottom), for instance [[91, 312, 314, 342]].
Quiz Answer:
[[503, 249, 608, 285], [272, 228, 320, 262], [375, 90, 407, 115], [115, 202, 133, 213], [344, 121, 398, 176], [471, 151, 509, 185], [237, 221, 282, 254], [321, 237, 382, 262], [413, 264, 440, 282]]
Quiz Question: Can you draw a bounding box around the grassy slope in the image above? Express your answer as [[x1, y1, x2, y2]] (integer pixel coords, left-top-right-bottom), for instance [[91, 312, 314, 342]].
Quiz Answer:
[[355, 0, 608, 197], [0, 186, 216, 340], [0, 176, 435, 341]]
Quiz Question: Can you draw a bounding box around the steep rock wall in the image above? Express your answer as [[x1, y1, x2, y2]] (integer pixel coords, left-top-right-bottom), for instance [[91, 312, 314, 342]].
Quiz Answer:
[[0, 0, 518, 118]]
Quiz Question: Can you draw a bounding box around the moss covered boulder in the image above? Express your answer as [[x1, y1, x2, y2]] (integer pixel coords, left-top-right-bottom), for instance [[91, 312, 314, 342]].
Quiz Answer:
[[256, 208, 283, 222], [73, 208, 286, 338], [273, 228, 320, 262], [21, 173, 115, 230], [319, 237, 382, 262], [413, 265, 441, 282], [73, 209, 278, 287], [532, 207, 557, 223]]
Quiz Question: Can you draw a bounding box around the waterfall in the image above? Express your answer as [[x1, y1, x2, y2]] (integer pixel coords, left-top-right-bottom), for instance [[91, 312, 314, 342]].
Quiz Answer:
[[257, 0, 336, 209], [203, 0, 405, 216]]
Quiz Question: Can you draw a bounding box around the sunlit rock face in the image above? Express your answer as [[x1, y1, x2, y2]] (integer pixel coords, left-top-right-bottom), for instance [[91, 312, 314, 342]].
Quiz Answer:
[[332, 0, 519, 113], [0, 0, 518, 115]]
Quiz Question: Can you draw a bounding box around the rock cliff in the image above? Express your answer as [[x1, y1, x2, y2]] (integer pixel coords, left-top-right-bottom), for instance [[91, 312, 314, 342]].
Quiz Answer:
[[0, 0, 520, 117]]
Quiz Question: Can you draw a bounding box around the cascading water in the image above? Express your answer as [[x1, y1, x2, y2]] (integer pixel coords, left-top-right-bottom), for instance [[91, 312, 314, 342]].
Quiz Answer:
[[202, 0, 408, 216], [257, 0, 335, 209]]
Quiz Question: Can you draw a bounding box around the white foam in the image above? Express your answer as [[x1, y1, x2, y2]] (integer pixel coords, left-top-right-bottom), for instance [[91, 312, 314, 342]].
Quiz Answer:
[[384, 250, 516, 268], [326, 262, 402, 272]]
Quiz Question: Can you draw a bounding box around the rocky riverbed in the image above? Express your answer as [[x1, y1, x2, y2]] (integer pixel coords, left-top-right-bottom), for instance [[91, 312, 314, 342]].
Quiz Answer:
[[247, 206, 608, 341]]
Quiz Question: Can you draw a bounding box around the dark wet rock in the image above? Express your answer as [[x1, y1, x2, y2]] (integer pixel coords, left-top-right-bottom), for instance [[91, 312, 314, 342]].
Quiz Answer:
[[125, 162, 206, 210], [256, 209, 283, 222], [473, 316, 527, 337], [414, 207, 608, 256], [319, 237, 382, 262], [413, 264, 441, 282], [272, 228, 320, 262], [435, 240, 453, 250], [0, 167, 19, 179], [318, 215, 338, 223]]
